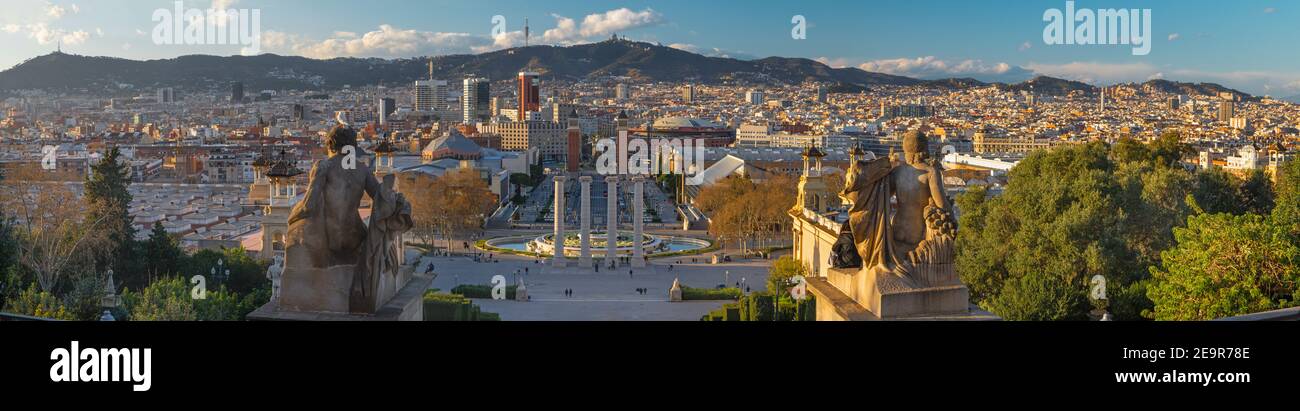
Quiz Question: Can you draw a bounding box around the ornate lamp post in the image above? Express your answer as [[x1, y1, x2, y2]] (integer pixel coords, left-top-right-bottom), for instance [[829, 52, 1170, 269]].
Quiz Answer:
[[99, 269, 121, 321], [211, 259, 230, 288]]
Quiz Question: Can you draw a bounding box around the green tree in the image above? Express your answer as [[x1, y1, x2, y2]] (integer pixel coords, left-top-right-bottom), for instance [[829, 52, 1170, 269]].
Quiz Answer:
[[84, 147, 136, 277], [124, 276, 196, 321], [3, 283, 77, 319], [139, 221, 183, 288], [1236, 169, 1275, 216], [956, 142, 1192, 320], [767, 255, 806, 295], [182, 247, 268, 296], [1273, 158, 1300, 239], [1192, 167, 1243, 215], [1148, 211, 1300, 320], [509, 172, 532, 198]]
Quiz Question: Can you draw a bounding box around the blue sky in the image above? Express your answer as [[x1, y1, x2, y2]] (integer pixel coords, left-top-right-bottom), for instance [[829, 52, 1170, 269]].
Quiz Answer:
[[2, 0, 1297, 95]]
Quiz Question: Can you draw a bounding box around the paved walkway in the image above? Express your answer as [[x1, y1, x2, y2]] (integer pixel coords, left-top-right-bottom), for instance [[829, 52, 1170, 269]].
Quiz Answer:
[[420, 243, 775, 321]]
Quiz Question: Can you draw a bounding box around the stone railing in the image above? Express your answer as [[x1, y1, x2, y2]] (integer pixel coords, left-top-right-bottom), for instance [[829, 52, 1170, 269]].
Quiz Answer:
[[801, 207, 842, 233]]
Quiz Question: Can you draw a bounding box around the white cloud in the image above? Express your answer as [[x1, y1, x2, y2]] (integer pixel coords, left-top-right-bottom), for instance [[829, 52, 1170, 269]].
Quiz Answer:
[[19, 22, 88, 46], [212, 0, 239, 10], [44, 3, 79, 19], [1018, 41, 1032, 51], [1264, 7, 1277, 14], [46, 4, 67, 19], [1167, 33, 1181, 41], [854, 56, 1033, 82], [262, 8, 666, 58], [541, 8, 663, 45], [263, 26, 492, 59], [579, 8, 662, 38], [2, 24, 21, 34]]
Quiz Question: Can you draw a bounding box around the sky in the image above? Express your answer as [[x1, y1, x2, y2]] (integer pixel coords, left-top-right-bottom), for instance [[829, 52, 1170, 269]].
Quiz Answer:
[[2, 0, 1298, 95]]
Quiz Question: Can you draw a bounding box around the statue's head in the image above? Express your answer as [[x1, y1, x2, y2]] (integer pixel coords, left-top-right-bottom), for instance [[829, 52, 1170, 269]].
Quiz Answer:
[[902, 130, 929, 164], [325, 125, 358, 156]]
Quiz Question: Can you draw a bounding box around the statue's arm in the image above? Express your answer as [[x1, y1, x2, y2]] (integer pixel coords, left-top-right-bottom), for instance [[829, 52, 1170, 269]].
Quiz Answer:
[[288, 161, 325, 224], [928, 160, 950, 210], [362, 168, 384, 201]]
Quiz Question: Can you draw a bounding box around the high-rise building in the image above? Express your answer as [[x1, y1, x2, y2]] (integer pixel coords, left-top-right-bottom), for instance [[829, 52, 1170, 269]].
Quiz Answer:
[[615, 83, 630, 100], [816, 85, 828, 103], [377, 98, 396, 125], [231, 82, 244, 103], [488, 120, 566, 161], [462, 77, 490, 124], [518, 71, 540, 121], [745, 89, 765, 105], [156, 88, 175, 104], [414, 80, 447, 112], [566, 109, 581, 172], [1218, 100, 1235, 122], [683, 84, 695, 103], [292, 104, 305, 122]]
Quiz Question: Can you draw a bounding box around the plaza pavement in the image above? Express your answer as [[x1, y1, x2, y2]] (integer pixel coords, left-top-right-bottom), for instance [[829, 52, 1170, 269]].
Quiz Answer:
[[415, 238, 777, 321]]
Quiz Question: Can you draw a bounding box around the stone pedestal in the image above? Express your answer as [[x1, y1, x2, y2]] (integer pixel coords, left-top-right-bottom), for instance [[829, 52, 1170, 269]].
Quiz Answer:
[[805, 266, 996, 321], [579, 176, 592, 268], [631, 177, 645, 268], [249, 264, 429, 321], [605, 176, 619, 269], [552, 175, 567, 268]]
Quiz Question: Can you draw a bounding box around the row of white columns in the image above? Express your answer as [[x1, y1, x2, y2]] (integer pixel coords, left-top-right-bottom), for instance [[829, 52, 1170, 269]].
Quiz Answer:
[[553, 174, 644, 270]]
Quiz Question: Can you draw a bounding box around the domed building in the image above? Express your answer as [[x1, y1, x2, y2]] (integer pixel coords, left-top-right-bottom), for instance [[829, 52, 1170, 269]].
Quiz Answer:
[[631, 116, 734, 147]]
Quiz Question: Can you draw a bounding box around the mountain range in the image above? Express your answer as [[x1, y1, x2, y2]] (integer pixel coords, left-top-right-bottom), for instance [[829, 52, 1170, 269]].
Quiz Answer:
[[0, 38, 1254, 100]]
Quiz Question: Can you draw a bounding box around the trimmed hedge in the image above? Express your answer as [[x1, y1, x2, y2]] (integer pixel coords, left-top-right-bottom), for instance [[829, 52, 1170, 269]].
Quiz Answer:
[[680, 286, 742, 301], [451, 284, 518, 300], [422, 291, 502, 321], [701, 292, 816, 321]]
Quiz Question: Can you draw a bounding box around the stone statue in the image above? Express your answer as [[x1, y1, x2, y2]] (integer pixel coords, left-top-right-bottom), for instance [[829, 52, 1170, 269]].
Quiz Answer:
[[830, 222, 862, 269], [282, 125, 414, 313], [354, 173, 413, 311], [267, 254, 284, 300], [838, 131, 958, 289]]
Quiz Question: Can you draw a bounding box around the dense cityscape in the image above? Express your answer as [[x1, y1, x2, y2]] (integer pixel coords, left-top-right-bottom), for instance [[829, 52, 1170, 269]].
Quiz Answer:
[[0, 3, 1297, 325]]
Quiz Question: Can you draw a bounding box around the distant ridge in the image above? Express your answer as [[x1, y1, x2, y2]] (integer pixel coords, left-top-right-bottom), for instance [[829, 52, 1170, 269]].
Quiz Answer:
[[0, 40, 920, 92], [0, 41, 1256, 101]]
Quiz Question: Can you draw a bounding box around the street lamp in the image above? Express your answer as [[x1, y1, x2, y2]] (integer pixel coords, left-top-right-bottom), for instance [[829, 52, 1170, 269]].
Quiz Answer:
[[211, 258, 230, 288]]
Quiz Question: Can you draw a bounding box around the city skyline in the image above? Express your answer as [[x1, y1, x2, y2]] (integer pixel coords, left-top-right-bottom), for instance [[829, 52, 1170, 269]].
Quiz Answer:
[[1, 0, 1299, 96]]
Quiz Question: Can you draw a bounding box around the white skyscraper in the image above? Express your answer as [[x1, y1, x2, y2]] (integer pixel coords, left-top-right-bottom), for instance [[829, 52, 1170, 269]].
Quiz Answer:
[[414, 79, 448, 112], [463, 77, 490, 123]]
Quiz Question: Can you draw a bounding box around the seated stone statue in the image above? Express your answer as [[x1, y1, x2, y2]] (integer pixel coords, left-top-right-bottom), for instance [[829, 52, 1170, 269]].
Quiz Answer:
[[282, 125, 414, 314], [839, 130, 958, 289]]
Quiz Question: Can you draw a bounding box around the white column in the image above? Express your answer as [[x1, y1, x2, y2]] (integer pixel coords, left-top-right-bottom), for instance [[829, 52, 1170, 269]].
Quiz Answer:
[[552, 175, 567, 268], [605, 176, 619, 269], [579, 176, 592, 269], [631, 176, 646, 268]]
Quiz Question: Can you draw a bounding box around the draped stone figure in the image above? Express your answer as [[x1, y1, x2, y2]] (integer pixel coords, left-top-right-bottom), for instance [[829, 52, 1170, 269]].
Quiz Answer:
[[353, 174, 413, 312], [838, 131, 959, 291], [281, 125, 414, 314]]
